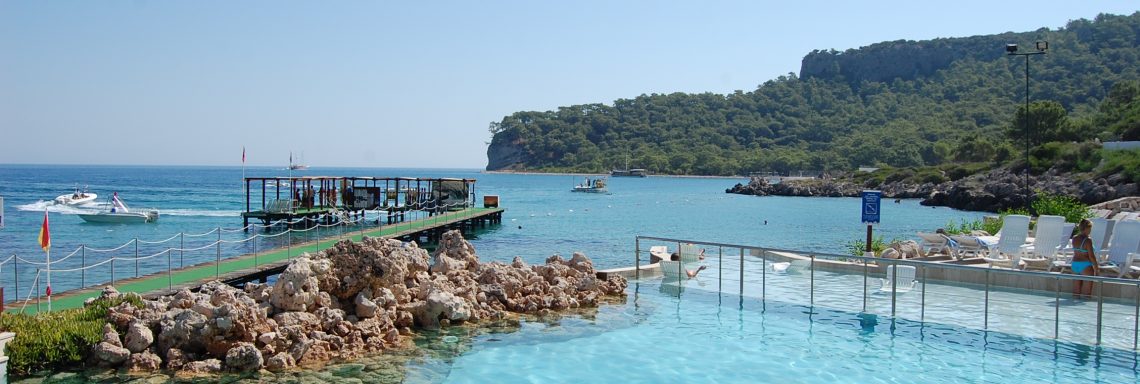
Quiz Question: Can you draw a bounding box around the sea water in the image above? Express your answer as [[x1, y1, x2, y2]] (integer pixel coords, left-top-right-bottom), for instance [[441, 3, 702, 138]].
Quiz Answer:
[[0, 164, 982, 297]]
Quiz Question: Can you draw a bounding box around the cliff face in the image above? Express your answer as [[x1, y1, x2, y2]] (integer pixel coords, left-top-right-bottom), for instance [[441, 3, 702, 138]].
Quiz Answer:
[[485, 130, 527, 171]]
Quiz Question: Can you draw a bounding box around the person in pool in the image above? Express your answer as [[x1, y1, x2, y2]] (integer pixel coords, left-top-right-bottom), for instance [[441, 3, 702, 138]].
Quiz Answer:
[[670, 253, 707, 278], [1071, 219, 1100, 297]]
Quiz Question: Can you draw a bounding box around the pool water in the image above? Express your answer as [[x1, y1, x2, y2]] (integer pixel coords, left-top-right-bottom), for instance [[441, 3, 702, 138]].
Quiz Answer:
[[412, 278, 1139, 383]]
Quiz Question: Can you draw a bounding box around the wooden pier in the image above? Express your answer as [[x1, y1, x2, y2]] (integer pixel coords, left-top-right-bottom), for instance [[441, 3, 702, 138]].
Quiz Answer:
[[241, 176, 479, 228], [9, 206, 503, 314]]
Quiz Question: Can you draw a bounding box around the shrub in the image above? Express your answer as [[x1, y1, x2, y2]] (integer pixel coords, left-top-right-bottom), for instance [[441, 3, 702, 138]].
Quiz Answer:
[[1031, 191, 1093, 223], [0, 294, 143, 375], [1099, 149, 1140, 183], [983, 208, 1029, 235], [847, 236, 896, 257], [944, 218, 985, 235]]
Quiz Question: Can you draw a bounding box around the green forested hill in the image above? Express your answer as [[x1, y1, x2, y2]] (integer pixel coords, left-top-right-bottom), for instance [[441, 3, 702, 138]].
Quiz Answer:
[[485, 12, 1140, 175]]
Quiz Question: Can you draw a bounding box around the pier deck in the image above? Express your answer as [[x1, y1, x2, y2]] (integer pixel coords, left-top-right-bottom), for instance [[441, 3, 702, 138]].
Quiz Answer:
[[8, 207, 503, 314]]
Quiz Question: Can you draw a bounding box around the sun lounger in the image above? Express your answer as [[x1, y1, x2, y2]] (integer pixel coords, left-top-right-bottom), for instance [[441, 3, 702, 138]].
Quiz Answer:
[[916, 232, 951, 256], [1023, 215, 1066, 270], [678, 243, 703, 264], [983, 215, 1030, 269], [878, 265, 917, 293], [949, 235, 986, 259], [1100, 220, 1140, 278]]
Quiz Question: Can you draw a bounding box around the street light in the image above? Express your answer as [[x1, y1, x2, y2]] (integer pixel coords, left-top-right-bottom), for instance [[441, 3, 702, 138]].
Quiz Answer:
[[1006, 41, 1047, 210]]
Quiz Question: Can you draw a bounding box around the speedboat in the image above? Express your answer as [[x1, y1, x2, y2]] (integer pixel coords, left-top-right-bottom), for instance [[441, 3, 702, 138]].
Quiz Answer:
[[571, 177, 608, 193], [77, 192, 159, 224], [54, 187, 98, 206]]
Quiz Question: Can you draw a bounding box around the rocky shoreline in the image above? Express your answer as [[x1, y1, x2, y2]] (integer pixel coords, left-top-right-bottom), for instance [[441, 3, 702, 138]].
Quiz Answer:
[[727, 168, 1139, 212], [80, 231, 626, 377]]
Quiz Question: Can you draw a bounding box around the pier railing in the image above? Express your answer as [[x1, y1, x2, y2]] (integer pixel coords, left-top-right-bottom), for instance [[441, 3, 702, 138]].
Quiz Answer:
[[1, 200, 477, 313], [635, 235, 1140, 351]]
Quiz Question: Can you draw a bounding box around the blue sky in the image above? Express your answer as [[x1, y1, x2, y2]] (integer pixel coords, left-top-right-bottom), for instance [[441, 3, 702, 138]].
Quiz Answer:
[[1, 1, 1136, 168]]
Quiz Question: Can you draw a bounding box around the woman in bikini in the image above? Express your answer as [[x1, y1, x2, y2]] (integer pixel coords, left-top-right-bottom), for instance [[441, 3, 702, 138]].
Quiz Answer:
[[1071, 219, 1100, 297]]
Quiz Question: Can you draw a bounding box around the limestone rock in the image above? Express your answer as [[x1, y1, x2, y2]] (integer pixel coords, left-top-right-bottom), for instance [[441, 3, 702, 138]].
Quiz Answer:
[[265, 352, 296, 372], [224, 342, 263, 372], [165, 348, 191, 370], [270, 256, 330, 312], [92, 341, 130, 366], [126, 351, 162, 372], [355, 292, 379, 319], [100, 323, 122, 348], [102, 230, 626, 374], [183, 358, 223, 374], [124, 321, 154, 353]]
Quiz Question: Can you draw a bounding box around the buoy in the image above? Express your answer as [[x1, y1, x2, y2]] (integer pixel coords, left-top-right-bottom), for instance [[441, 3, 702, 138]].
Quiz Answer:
[[442, 335, 459, 343]]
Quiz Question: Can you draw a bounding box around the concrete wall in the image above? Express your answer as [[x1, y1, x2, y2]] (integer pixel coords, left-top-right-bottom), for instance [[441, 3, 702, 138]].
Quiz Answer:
[[1103, 141, 1140, 151]]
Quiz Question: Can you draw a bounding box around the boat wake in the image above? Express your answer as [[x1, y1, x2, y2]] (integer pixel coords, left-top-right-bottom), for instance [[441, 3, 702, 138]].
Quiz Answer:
[[162, 209, 240, 217], [18, 201, 239, 217], [17, 200, 94, 214]]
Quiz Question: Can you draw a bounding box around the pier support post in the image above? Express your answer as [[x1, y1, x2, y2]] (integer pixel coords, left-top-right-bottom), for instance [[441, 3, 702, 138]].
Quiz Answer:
[[216, 227, 221, 279]]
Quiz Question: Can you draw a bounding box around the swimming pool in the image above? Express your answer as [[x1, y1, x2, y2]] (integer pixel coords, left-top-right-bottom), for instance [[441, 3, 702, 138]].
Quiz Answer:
[[413, 278, 1138, 383]]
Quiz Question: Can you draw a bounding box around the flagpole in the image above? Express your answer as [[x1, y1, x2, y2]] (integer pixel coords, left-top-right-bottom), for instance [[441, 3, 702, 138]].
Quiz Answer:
[[42, 210, 51, 312], [242, 146, 247, 193], [46, 246, 51, 312]]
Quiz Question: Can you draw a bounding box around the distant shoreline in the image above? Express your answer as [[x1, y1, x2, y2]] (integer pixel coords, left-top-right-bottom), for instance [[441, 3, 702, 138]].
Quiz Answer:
[[481, 170, 747, 180]]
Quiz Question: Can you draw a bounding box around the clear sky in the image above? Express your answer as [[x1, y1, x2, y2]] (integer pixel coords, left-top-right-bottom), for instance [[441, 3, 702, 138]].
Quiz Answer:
[[1, 1, 1136, 169]]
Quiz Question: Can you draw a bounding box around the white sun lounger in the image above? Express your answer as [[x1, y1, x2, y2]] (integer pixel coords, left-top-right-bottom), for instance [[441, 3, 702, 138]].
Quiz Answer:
[[1022, 215, 1066, 270], [879, 265, 917, 293], [1100, 220, 1140, 278], [916, 232, 951, 256], [983, 215, 1031, 269]]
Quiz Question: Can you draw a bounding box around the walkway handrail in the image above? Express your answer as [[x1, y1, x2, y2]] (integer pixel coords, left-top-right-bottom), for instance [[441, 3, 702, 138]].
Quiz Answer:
[[636, 235, 1140, 285], [636, 234, 1140, 350], [1, 205, 497, 311]]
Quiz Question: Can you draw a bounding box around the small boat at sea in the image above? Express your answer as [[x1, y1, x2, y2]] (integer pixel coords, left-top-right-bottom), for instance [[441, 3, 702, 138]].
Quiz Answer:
[[54, 186, 98, 206], [611, 168, 648, 177], [289, 151, 309, 170], [77, 192, 159, 224], [571, 177, 608, 193]]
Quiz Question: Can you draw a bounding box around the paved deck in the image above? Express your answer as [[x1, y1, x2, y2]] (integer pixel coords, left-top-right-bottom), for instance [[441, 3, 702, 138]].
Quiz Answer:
[[8, 207, 503, 314]]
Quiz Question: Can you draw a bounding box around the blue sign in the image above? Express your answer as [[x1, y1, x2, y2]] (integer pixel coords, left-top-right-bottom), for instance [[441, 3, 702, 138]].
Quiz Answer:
[[861, 190, 881, 224]]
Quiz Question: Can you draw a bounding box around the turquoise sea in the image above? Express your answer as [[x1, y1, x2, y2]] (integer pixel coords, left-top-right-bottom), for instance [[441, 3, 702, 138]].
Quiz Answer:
[[0, 164, 982, 298], [17, 165, 1136, 383]]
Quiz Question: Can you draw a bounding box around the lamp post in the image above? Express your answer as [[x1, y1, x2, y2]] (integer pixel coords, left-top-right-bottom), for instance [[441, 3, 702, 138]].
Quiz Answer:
[[1006, 41, 1047, 210]]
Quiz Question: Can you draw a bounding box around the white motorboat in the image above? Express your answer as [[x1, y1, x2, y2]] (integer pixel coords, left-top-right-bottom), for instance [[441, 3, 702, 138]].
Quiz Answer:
[[54, 186, 98, 206], [571, 177, 608, 193], [77, 192, 159, 224]]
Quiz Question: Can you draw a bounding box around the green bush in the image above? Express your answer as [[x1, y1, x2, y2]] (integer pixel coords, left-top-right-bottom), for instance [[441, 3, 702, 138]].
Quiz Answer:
[[0, 294, 143, 375], [847, 236, 895, 257], [1031, 191, 1093, 223], [984, 208, 1029, 235], [1099, 149, 1140, 183], [944, 218, 985, 235]]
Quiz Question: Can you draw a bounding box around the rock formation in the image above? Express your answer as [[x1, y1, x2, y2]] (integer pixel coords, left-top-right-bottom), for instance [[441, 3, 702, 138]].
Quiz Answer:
[[727, 167, 1140, 213], [88, 231, 626, 375]]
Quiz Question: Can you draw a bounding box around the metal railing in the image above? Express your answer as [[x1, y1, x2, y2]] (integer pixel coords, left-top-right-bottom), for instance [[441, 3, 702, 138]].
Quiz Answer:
[[635, 235, 1140, 351], [2, 200, 480, 313]]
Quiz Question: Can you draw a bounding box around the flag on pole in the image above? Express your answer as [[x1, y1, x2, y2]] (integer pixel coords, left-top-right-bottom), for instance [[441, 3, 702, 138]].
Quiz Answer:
[[242, 146, 246, 164], [38, 209, 50, 252]]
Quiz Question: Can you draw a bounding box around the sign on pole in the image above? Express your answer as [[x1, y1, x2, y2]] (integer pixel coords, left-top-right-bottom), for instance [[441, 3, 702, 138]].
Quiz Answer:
[[861, 190, 881, 224]]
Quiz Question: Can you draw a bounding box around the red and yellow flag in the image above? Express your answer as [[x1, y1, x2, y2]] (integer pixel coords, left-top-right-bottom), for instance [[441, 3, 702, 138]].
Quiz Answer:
[[38, 209, 50, 252]]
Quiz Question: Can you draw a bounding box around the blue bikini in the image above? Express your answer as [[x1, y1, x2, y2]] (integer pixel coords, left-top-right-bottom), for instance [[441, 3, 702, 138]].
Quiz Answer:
[[1072, 237, 1095, 274]]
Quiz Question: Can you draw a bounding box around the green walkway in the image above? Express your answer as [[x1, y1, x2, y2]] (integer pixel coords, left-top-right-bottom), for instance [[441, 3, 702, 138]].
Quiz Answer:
[[8, 207, 502, 315]]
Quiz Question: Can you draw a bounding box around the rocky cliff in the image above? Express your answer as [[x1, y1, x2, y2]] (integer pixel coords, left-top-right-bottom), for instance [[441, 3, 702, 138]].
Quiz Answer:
[[86, 231, 626, 375], [727, 168, 1139, 212]]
